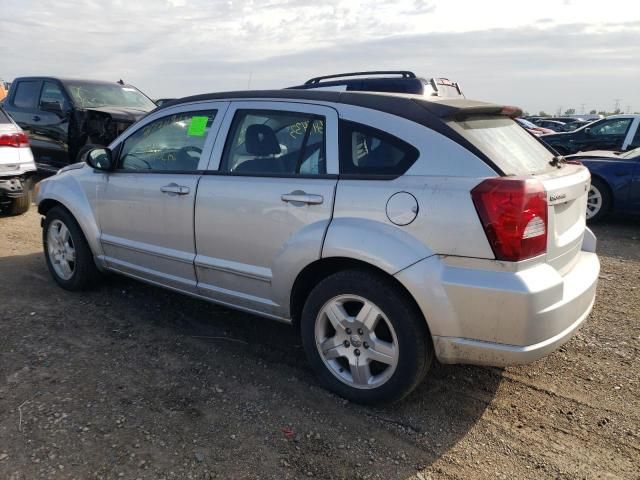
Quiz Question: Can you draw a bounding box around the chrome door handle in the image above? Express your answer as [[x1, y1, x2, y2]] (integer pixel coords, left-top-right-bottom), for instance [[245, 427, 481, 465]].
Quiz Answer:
[[281, 192, 324, 205], [160, 183, 190, 195]]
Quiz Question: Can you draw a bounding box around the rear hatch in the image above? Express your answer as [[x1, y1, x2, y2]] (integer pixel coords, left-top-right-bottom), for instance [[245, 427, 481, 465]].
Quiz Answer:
[[447, 113, 591, 272], [0, 109, 22, 169]]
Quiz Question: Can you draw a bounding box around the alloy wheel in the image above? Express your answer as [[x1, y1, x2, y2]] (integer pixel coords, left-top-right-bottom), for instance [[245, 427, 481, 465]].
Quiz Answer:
[[586, 185, 602, 220], [314, 295, 399, 389], [47, 219, 76, 280]]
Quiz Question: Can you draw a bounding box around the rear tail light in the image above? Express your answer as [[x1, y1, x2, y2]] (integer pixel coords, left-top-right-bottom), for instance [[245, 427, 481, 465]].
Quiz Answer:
[[0, 132, 29, 148], [471, 178, 548, 261]]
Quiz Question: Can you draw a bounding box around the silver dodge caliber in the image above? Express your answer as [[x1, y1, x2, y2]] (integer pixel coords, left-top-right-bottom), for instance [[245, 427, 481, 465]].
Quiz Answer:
[[36, 90, 600, 404]]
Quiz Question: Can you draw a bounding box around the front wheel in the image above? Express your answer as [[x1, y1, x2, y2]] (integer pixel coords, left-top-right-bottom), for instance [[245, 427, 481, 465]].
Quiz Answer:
[[43, 206, 101, 290], [301, 269, 432, 404]]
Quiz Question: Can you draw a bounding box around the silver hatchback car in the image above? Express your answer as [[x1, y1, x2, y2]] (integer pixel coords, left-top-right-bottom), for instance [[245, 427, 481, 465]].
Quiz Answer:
[[36, 90, 600, 404]]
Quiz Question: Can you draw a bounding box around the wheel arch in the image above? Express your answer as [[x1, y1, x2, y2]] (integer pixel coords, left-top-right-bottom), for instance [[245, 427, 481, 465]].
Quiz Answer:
[[289, 256, 432, 339]]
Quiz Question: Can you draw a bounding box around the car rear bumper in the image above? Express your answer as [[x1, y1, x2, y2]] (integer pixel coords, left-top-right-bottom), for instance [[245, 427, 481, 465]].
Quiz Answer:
[[396, 230, 600, 366]]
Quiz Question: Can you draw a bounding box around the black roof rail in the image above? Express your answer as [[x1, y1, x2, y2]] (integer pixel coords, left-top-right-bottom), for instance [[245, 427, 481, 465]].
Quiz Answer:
[[304, 71, 417, 85]]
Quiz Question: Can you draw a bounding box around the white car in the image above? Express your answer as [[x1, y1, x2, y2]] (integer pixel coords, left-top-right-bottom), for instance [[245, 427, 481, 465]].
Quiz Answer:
[[36, 90, 600, 404], [0, 106, 36, 215]]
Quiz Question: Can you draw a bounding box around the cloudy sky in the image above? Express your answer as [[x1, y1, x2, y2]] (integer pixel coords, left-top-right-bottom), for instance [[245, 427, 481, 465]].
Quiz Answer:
[[1, 0, 639, 114]]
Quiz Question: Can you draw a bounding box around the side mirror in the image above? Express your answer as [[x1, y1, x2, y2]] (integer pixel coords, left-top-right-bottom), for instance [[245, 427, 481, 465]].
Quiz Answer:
[[85, 148, 114, 171], [584, 127, 591, 136], [40, 101, 64, 114]]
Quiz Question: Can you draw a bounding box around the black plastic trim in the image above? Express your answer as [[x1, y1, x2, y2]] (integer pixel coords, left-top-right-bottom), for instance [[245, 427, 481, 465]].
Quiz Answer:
[[304, 71, 416, 85], [202, 171, 338, 180]]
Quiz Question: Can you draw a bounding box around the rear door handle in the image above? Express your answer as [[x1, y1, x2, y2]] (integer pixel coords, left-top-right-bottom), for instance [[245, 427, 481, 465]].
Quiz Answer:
[[161, 183, 190, 195], [32, 115, 41, 122], [281, 192, 324, 205]]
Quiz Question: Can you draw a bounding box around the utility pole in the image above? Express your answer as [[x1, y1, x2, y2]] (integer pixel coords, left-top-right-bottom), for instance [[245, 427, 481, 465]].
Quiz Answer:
[[614, 98, 621, 113], [626, 105, 631, 114], [580, 103, 585, 115]]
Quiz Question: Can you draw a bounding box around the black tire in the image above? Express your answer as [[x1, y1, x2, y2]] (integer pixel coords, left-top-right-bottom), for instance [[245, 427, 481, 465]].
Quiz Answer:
[[43, 206, 101, 290], [7, 190, 31, 216], [301, 269, 433, 404], [586, 177, 611, 223]]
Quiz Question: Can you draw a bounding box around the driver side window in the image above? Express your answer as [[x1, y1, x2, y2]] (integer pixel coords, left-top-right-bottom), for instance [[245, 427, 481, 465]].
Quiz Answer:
[[119, 110, 216, 171]]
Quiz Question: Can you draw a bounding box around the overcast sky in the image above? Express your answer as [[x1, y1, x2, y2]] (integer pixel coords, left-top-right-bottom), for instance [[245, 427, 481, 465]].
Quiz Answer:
[[1, 0, 639, 114]]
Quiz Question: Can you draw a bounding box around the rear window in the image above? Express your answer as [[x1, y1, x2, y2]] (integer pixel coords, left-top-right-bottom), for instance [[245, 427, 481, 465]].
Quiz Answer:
[[450, 116, 554, 175]]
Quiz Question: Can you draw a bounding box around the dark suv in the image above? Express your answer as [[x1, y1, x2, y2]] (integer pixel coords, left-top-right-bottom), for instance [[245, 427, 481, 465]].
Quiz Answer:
[[2, 77, 157, 171], [288, 71, 464, 98]]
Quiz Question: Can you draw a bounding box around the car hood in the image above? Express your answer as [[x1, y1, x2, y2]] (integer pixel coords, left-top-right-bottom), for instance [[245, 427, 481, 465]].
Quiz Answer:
[[85, 106, 149, 123]]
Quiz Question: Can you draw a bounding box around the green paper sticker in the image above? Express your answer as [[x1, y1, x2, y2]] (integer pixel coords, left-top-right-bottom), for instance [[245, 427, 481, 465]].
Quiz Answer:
[[187, 116, 208, 137]]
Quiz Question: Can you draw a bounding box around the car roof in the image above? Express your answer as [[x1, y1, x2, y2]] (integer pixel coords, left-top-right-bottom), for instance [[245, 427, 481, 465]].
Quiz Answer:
[[156, 89, 509, 121], [12, 76, 138, 88]]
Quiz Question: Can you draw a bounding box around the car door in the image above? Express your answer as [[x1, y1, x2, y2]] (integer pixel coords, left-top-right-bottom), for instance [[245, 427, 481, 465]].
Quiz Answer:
[[3, 80, 43, 152], [575, 117, 633, 152], [194, 101, 339, 319], [33, 80, 72, 169], [95, 102, 229, 293]]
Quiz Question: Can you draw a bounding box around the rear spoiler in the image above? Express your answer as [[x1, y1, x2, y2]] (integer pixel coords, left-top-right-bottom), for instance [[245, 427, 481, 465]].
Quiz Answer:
[[417, 99, 522, 120]]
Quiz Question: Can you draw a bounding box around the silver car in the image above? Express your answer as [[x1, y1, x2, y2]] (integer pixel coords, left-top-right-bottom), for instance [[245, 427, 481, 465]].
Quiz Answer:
[[35, 90, 600, 404]]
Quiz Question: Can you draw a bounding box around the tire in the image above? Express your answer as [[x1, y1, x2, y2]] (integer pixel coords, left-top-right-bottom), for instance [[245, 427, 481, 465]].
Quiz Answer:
[[7, 190, 31, 216], [43, 206, 101, 290], [300, 269, 433, 404], [586, 177, 611, 223]]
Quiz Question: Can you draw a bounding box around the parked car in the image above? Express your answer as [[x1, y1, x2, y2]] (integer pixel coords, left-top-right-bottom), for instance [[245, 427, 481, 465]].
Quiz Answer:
[[533, 119, 568, 132], [566, 148, 640, 221], [516, 118, 554, 136], [2, 77, 156, 172], [288, 71, 464, 98], [541, 114, 640, 155], [561, 119, 592, 132], [35, 89, 599, 404], [154, 98, 176, 107], [0, 105, 36, 215]]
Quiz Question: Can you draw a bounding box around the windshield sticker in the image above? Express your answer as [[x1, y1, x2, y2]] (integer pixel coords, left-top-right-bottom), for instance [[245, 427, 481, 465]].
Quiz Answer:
[[187, 116, 208, 137]]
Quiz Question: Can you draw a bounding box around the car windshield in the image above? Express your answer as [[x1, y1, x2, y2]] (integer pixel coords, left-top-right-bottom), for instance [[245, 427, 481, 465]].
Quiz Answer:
[[65, 82, 156, 111]]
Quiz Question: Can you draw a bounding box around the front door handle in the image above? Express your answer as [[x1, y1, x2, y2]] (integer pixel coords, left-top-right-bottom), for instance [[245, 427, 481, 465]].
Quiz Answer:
[[32, 115, 41, 122], [281, 191, 324, 205], [161, 183, 190, 195]]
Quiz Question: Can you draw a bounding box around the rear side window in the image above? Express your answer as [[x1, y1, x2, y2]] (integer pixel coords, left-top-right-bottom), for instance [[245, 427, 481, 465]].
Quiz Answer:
[[12, 81, 41, 109], [339, 120, 418, 176], [450, 116, 554, 175], [222, 109, 326, 175]]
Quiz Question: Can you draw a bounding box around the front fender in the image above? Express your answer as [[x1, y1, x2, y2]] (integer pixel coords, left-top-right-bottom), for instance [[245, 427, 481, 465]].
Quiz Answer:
[[322, 217, 434, 274], [36, 169, 104, 259]]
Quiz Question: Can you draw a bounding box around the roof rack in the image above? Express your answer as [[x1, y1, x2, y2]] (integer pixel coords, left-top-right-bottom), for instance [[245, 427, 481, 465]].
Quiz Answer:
[[304, 71, 417, 85]]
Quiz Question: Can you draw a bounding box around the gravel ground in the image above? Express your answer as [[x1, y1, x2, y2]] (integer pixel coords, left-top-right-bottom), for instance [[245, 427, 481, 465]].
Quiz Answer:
[[0, 208, 638, 480]]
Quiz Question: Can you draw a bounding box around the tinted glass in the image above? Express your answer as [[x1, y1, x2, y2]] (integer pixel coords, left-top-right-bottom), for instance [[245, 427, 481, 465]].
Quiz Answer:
[[40, 81, 68, 110], [66, 82, 156, 110], [222, 109, 326, 175], [119, 111, 216, 171], [590, 118, 632, 136], [339, 121, 418, 176], [13, 81, 40, 109], [451, 116, 554, 175]]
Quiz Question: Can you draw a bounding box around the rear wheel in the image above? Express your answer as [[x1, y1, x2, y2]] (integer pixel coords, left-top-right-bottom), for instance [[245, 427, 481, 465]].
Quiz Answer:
[[43, 206, 101, 290], [7, 190, 31, 216], [301, 269, 432, 404], [586, 177, 611, 222]]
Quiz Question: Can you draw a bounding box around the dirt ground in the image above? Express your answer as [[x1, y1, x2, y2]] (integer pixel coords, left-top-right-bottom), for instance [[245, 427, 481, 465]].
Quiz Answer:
[[0, 208, 638, 480]]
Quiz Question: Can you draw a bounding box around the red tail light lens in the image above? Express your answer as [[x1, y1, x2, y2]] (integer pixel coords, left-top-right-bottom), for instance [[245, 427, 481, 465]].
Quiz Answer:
[[0, 132, 29, 148], [471, 178, 548, 261]]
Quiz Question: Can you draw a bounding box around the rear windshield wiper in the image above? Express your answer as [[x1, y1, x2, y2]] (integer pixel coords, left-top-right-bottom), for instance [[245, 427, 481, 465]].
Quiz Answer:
[[549, 155, 566, 168]]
